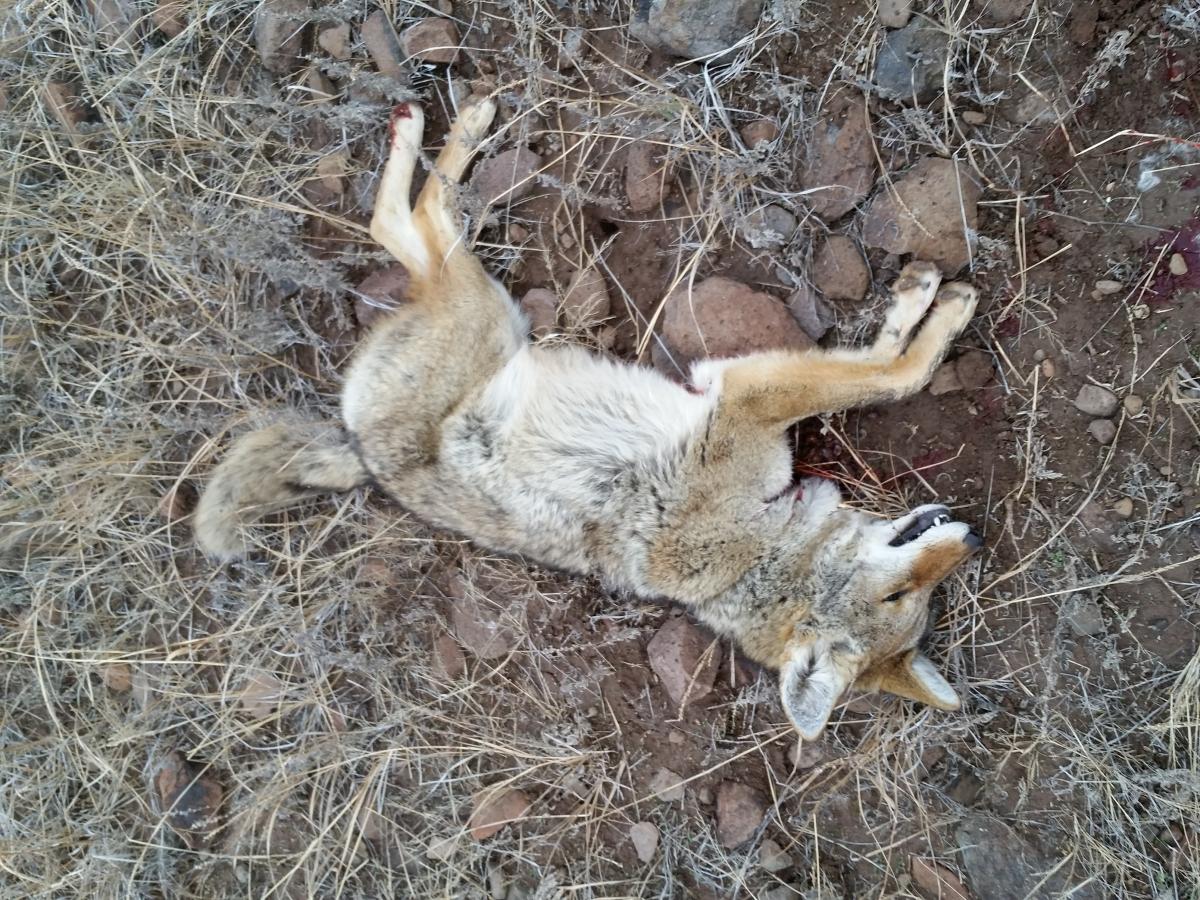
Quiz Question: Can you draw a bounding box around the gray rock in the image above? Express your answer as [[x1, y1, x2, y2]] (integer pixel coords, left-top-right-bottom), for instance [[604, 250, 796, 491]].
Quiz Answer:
[[740, 204, 798, 249], [874, 18, 949, 104], [630, 0, 764, 58], [787, 286, 835, 342], [812, 235, 870, 301], [629, 822, 659, 862], [400, 17, 460, 64], [1062, 594, 1105, 636], [929, 361, 963, 395], [716, 781, 767, 848], [861, 157, 981, 273], [255, 0, 310, 74], [471, 147, 542, 206], [647, 615, 720, 706], [1074, 384, 1119, 417], [649, 767, 685, 802], [759, 838, 793, 873], [955, 815, 1037, 900], [800, 91, 876, 221], [317, 22, 351, 59], [520, 288, 558, 337], [1088, 418, 1117, 445], [361, 10, 403, 79]]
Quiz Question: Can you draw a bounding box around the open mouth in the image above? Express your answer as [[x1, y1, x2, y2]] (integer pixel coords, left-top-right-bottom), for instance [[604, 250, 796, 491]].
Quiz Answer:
[[889, 506, 954, 546]]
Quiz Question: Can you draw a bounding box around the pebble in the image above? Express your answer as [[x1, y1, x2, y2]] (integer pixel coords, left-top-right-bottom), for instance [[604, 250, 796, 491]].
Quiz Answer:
[[740, 204, 798, 249], [1169, 253, 1188, 276], [928, 361, 963, 396], [877, 0, 912, 28], [625, 140, 670, 213], [787, 286, 835, 342], [1112, 498, 1134, 518], [629, 822, 659, 862], [361, 10, 403, 79], [1040, 358, 1056, 379], [1088, 418, 1117, 445], [432, 633, 467, 679], [759, 838, 793, 873], [1062, 594, 1105, 637], [562, 266, 611, 323], [1074, 384, 1119, 418], [715, 781, 767, 848], [646, 616, 720, 706], [862, 157, 982, 273], [649, 767, 686, 802], [450, 592, 518, 660], [426, 834, 459, 860], [400, 18, 461, 65], [981, 0, 1032, 22], [152, 0, 187, 37], [42, 81, 89, 140], [800, 91, 876, 221], [741, 118, 779, 148], [668, 730, 685, 744], [910, 858, 969, 900], [255, 0, 310, 74], [629, 0, 764, 58], [1094, 279, 1122, 295], [811, 235, 870, 301], [520, 288, 558, 337], [788, 739, 826, 769], [1123, 394, 1144, 416], [468, 789, 531, 840], [962, 109, 987, 125], [955, 350, 994, 391], [662, 276, 813, 366], [471, 147, 542, 205], [874, 18, 948, 104], [317, 22, 351, 59], [102, 662, 133, 692]]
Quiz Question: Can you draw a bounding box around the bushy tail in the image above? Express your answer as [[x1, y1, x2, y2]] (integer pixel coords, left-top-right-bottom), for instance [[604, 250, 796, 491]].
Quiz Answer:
[[194, 422, 370, 560]]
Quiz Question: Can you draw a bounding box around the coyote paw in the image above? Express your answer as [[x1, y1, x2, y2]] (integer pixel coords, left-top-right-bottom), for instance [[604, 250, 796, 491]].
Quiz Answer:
[[454, 96, 497, 142], [932, 282, 978, 335], [388, 102, 425, 149]]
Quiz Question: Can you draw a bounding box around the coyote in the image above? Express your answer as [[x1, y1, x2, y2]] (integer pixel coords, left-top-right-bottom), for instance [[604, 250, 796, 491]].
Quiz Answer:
[[196, 98, 980, 739]]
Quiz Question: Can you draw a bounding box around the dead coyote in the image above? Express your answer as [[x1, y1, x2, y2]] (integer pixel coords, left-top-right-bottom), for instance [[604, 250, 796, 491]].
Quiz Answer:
[[196, 98, 980, 739]]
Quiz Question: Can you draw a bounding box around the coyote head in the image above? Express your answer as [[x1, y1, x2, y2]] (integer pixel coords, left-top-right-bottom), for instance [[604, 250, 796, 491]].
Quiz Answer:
[[726, 479, 979, 739]]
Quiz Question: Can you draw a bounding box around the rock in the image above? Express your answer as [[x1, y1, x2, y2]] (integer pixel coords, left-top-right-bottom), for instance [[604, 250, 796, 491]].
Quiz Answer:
[[433, 633, 467, 679], [354, 264, 408, 330], [787, 286, 835, 342], [426, 834, 460, 860], [625, 140, 669, 213], [356, 806, 385, 841], [1088, 418, 1117, 445], [649, 767, 686, 802], [788, 739, 826, 769], [155, 751, 224, 849], [1074, 384, 1118, 417], [629, 821, 659, 862], [861, 157, 981, 273], [1169, 252, 1188, 276], [662, 277, 813, 365], [317, 23, 351, 59], [451, 593, 518, 660], [878, 0, 912, 27], [962, 109, 987, 125], [954, 350, 993, 390], [400, 18, 460, 64], [361, 10, 403, 78], [910, 857, 970, 900], [740, 204, 797, 249], [306, 68, 337, 102], [520, 288, 558, 337], [981, 0, 1032, 22], [1068, 2, 1099, 44], [929, 361, 963, 396], [800, 91, 876, 221], [1094, 279, 1122, 295], [955, 815, 1038, 900], [41, 81, 89, 140], [715, 781, 767, 848], [630, 0, 764, 58], [468, 789, 531, 840], [239, 672, 284, 720], [1040, 358, 1056, 379], [1112, 497, 1134, 518], [307, 149, 349, 205], [152, 0, 186, 37], [741, 119, 779, 148], [812, 235, 870, 301], [89, 0, 137, 51], [759, 838, 793, 873], [102, 662, 132, 692], [874, 18, 948, 104], [1062, 594, 1105, 637], [471, 147, 541, 206], [562, 267, 611, 323], [255, 0, 310, 74], [1123, 394, 1144, 416], [646, 616, 720, 707]]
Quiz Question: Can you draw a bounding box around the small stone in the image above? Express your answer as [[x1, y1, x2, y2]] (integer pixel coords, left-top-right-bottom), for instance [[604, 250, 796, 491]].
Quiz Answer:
[[649, 767, 685, 802], [400, 18, 460, 64], [1062, 594, 1105, 637], [255, 0, 310, 75], [715, 781, 767, 848], [520, 288, 558, 337], [1074, 384, 1119, 417], [468, 789, 531, 840], [317, 23, 351, 59], [629, 0, 765, 58], [89, 0, 137, 51], [811, 235, 870, 302], [239, 672, 284, 720], [562, 266, 611, 323], [471, 147, 541, 206], [981, 0, 1032, 22], [152, 0, 187, 37], [357, 806, 385, 841], [307, 148, 349, 205], [1014, 89, 1057, 126], [1111, 498, 1134, 519], [451, 593, 518, 660], [787, 286, 835, 342], [102, 662, 132, 692], [910, 858, 970, 900], [433, 633, 466, 679], [361, 10, 403, 79], [801, 91, 876, 221], [1040, 358, 1056, 379], [1123, 394, 1144, 416], [956, 815, 1039, 900], [426, 834, 460, 860], [874, 18, 948, 104], [1169, 253, 1188, 276], [625, 140, 670, 213], [1088, 418, 1117, 445], [740, 204, 797, 249], [954, 350, 993, 391], [1094, 279, 1122, 295], [354, 264, 408, 330], [629, 821, 659, 862], [741, 118, 779, 148], [154, 751, 224, 850], [962, 109, 987, 125], [42, 81, 89, 141], [861, 157, 981, 273], [1068, 3, 1099, 44], [668, 730, 685, 744], [759, 838, 793, 873], [646, 616, 720, 707], [929, 362, 963, 396], [788, 739, 826, 769], [508, 223, 529, 243]]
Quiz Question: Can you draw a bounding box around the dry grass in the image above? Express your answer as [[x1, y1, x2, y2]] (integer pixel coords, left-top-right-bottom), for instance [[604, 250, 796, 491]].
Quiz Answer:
[[2, 1, 1198, 898]]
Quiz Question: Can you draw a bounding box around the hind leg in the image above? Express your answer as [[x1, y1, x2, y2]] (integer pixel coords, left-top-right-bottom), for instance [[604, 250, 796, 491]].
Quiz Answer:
[[414, 97, 497, 247]]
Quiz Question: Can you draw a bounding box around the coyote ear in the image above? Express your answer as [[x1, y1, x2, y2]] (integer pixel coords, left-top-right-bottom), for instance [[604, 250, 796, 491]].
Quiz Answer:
[[779, 643, 851, 740], [865, 650, 960, 711]]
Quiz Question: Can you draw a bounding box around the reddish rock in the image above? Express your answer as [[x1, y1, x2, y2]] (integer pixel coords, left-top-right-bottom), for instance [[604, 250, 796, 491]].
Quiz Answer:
[[861, 157, 981, 273], [155, 752, 224, 849], [625, 140, 670, 213], [317, 23, 351, 59], [432, 633, 467, 679], [450, 593, 518, 660], [400, 18, 461, 64], [354, 265, 408, 330], [562, 266, 611, 323], [811, 235, 870, 301], [255, 0, 310, 74], [152, 0, 186, 37], [787, 285, 834, 342], [630, 0, 764, 58], [468, 789, 530, 840], [954, 350, 993, 390], [740, 118, 779, 148], [102, 662, 132, 692], [662, 277, 813, 365], [646, 615, 720, 707], [361, 10, 403, 79], [520, 288, 558, 337], [715, 781, 766, 847], [471, 147, 541, 206], [800, 91, 876, 221], [910, 857, 971, 900]]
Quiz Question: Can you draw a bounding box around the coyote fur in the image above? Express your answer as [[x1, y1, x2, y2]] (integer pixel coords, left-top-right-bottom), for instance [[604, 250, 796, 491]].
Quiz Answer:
[[196, 98, 981, 739]]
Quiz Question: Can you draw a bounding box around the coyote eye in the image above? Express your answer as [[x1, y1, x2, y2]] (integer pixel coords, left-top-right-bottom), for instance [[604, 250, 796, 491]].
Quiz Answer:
[[882, 590, 906, 604]]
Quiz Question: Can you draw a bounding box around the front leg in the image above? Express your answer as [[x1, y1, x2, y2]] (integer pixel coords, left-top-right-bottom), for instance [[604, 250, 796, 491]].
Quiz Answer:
[[706, 280, 977, 429]]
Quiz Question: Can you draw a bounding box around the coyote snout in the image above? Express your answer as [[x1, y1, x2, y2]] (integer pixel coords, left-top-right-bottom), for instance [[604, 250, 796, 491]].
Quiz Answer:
[[195, 97, 980, 740]]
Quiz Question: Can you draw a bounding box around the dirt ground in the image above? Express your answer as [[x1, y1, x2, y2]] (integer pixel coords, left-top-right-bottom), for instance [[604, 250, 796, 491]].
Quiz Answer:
[[2, 0, 1199, 898]]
